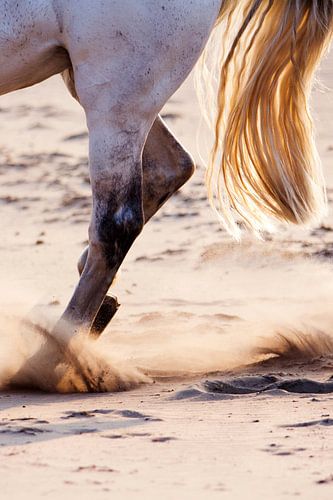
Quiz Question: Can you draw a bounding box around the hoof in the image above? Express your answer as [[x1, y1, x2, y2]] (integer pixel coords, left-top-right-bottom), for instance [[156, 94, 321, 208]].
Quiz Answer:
[[90, 295, 120, 338]]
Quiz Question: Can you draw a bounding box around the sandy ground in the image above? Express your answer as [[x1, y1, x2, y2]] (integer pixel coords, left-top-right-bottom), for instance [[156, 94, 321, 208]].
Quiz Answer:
[[0, 44, 333, 498]]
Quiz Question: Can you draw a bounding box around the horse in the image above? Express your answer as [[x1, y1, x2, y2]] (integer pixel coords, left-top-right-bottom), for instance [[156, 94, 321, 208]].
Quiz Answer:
[[1, 0, 332, 346]]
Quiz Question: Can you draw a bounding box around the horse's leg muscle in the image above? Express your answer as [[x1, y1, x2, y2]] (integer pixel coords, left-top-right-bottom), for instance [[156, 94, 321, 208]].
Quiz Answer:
[[62, 69, 194, 226]]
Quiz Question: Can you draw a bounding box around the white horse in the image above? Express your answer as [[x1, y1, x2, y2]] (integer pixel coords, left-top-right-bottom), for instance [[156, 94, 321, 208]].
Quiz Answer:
[[1, 0, 332, 343]]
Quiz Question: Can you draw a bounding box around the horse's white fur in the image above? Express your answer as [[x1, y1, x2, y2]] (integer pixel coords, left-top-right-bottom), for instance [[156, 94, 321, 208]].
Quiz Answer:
[[0, 0, 221, 339]]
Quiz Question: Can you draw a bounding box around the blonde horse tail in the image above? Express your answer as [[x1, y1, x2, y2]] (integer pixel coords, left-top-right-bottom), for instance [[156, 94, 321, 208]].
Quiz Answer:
[[199, 0, 333, 237]]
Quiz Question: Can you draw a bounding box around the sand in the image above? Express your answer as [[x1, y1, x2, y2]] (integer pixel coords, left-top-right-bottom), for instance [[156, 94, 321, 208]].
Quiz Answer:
[[0, 45, 333, 498]]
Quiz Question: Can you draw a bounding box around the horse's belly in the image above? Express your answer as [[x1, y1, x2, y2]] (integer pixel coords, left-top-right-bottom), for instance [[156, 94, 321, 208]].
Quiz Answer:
[[0, 0, 69, 95]]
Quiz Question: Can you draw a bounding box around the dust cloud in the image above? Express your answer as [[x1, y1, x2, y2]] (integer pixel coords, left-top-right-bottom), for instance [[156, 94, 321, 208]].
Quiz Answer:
[[1, 250, 333, 393]]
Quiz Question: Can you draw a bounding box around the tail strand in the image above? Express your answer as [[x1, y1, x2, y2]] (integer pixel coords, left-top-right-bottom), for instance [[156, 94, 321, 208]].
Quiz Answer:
[[200, 0, 333, 237]]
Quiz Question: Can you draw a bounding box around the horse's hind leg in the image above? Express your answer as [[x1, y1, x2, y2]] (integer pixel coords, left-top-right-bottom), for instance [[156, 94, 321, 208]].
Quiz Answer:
[[65, 68, 194, 257], [78, 115, 194, 336], [65, 62, 194, 336], [78, 115, 194, 266], [54, 76, 158, 343]]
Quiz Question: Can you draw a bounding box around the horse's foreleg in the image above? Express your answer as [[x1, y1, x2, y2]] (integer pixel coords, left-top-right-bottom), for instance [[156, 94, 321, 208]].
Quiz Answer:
[[78, 115, 194, 336]]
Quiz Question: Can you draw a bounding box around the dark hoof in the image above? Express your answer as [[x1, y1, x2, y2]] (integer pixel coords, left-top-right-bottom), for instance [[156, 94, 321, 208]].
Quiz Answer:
[[90, 295, 120, 338]]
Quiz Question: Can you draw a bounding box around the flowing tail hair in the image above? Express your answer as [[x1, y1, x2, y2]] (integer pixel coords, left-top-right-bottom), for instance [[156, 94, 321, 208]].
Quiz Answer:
[[197, 0, 333, 238]]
